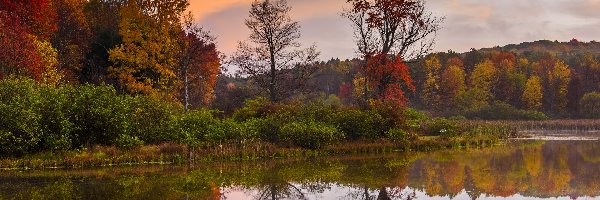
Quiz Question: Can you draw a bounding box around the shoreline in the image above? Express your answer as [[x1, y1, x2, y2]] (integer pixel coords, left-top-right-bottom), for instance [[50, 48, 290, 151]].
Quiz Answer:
[[0, 136, 501, 170]]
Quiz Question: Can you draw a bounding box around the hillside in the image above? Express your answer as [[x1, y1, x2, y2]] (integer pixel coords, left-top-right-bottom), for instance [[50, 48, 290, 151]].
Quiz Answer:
[[479, 39, 600, 55]]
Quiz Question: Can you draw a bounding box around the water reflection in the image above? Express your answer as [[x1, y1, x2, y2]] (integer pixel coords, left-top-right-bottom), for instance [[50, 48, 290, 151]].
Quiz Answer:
[[1, 141, 600, 199]]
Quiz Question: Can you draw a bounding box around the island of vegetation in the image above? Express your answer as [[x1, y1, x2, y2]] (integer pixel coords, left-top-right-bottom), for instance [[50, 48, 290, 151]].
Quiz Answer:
[[1, 0, 600, 170]]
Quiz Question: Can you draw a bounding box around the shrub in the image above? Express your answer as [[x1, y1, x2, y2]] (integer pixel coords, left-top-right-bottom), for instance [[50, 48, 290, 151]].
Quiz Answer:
[[129, 96, 178, 144], [421, 118, 459, 137], [463, 101, 548, 120], [116, 134, 144, 149], [580, 92, 600, 119], [232, 97, 272, 121], [404, 108, 428, 130], [386, 128, 417, 144], [369, 100, 407, 130], [169, 110, 217, 147], [69, 84, 133, 148], [330, 108, 384, 140], [279, 121, 343, 149], [0, 78, 43, 155]]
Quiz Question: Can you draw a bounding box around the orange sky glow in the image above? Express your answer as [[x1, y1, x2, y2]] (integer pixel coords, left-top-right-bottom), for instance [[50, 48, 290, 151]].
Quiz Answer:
[[188, 0, 600, 61]]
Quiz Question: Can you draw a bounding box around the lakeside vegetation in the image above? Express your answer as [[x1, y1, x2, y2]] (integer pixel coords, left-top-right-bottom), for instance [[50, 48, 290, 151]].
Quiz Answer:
[[0, 77, 512, 169], [3, 0, 600, 171]]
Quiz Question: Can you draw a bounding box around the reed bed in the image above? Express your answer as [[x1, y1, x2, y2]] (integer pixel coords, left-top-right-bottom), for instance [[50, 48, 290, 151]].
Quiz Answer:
[[461, 119, 600, 132]]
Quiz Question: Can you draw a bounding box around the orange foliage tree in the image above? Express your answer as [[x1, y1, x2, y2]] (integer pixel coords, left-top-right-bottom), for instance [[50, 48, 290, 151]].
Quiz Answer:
[[178, 15, 221, 110], [366, 54, 415, 106]]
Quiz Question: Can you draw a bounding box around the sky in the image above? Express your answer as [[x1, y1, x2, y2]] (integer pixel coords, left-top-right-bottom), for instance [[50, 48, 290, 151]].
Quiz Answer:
[[188, 0, 600, 60]]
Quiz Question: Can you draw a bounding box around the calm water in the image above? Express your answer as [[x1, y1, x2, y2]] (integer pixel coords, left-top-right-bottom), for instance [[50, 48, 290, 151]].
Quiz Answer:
[[2, 140, 600, 200]]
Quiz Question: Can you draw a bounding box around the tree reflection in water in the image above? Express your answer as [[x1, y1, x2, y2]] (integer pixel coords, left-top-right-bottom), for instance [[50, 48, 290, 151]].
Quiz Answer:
[[2, 141, 600, 199]]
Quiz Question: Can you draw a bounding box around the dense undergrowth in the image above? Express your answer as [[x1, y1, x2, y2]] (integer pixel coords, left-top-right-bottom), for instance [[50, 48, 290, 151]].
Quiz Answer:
[[0, 77, 513, 168]]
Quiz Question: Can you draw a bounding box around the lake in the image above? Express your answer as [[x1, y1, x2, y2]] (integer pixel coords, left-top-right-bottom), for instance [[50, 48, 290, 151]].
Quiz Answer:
[[1, 140, 600, 199]]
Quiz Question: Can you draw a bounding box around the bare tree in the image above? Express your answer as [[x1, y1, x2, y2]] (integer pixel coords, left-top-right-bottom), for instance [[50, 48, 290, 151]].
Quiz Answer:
[[229, 0, 320, 102]]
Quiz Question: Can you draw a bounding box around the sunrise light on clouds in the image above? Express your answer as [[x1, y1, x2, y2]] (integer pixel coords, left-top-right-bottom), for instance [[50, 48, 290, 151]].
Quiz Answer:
[[189, 0, 600, 60]]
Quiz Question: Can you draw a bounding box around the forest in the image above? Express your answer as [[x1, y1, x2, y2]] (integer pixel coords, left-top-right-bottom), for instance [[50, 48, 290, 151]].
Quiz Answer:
[[1, 0, 600, 165]]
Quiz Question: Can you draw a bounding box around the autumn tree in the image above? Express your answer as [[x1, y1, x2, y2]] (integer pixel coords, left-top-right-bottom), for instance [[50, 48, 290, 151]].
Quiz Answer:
[[0, 5, 60, 82], [421, 55, 442, 110], [178, 14, 221, 111], [0, 0, 57, 39], [365, 54, 415, 105], [230, 0, 320, 102], [522, 76, 543, 110], [469, 60, 496, 98], [108, 0, 189, 97], [440, 58, 466, 110], [343, 0, 443, 102], [81, 0, 125, 84], [455, 60, 496, 112], [548, 60, 571, 114], [51, 0, 91, 82], [0, 12, 44, 80]]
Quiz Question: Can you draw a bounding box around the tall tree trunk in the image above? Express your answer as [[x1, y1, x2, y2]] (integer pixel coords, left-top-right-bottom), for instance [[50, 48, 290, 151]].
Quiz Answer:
[[269, 43, 277, 102], [184, 67, 189, 112]]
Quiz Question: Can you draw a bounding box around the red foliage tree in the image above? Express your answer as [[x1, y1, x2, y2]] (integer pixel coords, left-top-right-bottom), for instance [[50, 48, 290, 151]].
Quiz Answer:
[[178, 25, 221, 109], [338, 82, 354, 103], [0, 11, 44, 80], [366, 54, 415, 106], [0, 0, 57, 39]]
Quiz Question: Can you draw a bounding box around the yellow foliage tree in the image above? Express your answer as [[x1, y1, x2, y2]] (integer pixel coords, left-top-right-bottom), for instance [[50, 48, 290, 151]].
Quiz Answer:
[[549, 60, 571, 113], [421, 55, 442, 110], [522, 75, 543, 110], [33, 38, 63, 86], [469, 60, 496, 100], [108, 0, 187, 98]]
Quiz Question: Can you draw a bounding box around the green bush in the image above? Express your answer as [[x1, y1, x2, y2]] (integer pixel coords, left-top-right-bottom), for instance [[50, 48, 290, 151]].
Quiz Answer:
[[69, 84, 134, 148], [464, 101, 548, 120], [580, 92, 600, 119], [330, 108, 384, 140], [232, 97, 272, 121], [169, 110, 217, 147], [0, 78, 43, 155], [279, 121, 343, 149], [421, 118, 459, 137], [386, 128, 417, 144]]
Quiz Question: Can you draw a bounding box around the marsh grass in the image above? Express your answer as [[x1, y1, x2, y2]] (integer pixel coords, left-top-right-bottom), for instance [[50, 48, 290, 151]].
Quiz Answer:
[[462, 119, 600, 133]]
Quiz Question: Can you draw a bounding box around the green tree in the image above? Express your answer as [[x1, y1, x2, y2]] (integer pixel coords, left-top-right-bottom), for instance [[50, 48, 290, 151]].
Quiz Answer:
[[522, 76, 543, 110], [579, 92, 600, 118]]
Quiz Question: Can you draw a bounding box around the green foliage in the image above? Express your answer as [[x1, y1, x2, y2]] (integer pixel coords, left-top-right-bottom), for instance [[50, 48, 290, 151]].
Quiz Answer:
[[386, 128, 417, 144], [0, 77, 180, 156], [0, 78, 44, 155], [580, 92, 600, 119], [169, 110, 216, 147], [115, 134, 144, 149], [421, 118, 459, 137], [330, 109, 384, 140], [464, 102, 548, 120], [232, 97, 272, 121], [279, 120, 343, 149]]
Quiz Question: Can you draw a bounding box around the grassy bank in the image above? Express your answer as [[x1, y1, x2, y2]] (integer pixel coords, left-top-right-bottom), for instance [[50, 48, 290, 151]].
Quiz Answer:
[[0, 134, 504, 170]]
